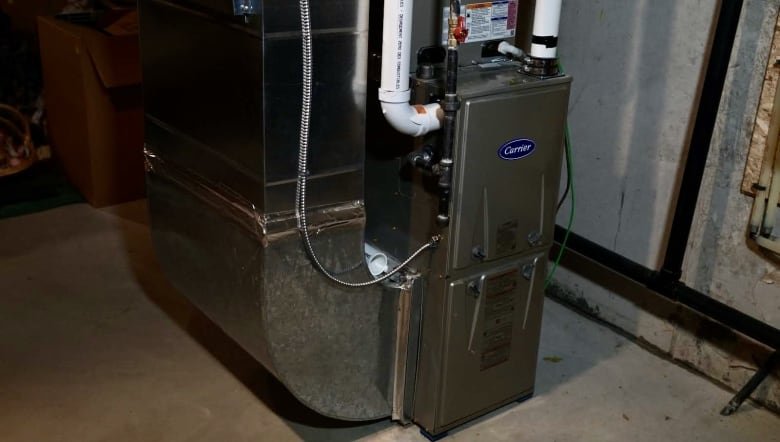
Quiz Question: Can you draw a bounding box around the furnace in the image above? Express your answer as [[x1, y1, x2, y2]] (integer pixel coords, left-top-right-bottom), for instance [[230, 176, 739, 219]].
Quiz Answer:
[[138, 0, 570, 437]]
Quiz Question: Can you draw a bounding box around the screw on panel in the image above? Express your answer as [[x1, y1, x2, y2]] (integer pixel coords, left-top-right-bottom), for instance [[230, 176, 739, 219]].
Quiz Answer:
[[527, 231, 543, 247], [522, 263, 536, 281], [468, 280, 481, 297]]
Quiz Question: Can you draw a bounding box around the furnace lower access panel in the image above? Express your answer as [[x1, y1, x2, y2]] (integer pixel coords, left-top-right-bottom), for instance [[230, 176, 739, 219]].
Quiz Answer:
[[437, 254, 546, 427]]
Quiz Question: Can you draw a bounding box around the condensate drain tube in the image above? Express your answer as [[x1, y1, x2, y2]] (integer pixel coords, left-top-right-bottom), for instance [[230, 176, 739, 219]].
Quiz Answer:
[[379, 0, 441, 136]]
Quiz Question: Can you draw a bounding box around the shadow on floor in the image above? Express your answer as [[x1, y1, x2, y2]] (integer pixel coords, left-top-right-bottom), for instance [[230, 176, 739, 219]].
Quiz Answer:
[[110, 199, 641, 440], [113, 201, 393, 442]]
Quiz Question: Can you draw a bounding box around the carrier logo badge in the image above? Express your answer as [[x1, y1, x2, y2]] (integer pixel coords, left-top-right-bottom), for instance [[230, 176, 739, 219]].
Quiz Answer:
[[498, 139, 536, 161]]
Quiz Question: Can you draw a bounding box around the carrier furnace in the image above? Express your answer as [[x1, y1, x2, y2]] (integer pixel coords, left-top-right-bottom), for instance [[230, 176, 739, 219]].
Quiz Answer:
[[138, 0, 570, 436]]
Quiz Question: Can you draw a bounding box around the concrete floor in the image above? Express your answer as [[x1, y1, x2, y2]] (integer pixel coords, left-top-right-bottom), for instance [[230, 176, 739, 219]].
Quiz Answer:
[[1, 201, 778, 442]]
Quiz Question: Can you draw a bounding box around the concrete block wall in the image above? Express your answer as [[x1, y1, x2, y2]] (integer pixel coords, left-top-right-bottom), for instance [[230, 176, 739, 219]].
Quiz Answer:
[[553, 0, 780, 411]]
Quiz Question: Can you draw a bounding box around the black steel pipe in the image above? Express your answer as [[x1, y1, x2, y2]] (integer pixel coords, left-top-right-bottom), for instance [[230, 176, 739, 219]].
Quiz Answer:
[[661, 0, 745, 282], [721, 350, 780, 415], [555, 226, 780, 350], [437, 47, 460, 227]]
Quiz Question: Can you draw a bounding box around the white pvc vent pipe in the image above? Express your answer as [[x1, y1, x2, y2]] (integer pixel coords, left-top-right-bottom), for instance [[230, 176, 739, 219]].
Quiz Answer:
[[364, 243, 390, 277], [530, 0, 562, 59], [379, 0, 441, 136], [498, 41, 525, 59]]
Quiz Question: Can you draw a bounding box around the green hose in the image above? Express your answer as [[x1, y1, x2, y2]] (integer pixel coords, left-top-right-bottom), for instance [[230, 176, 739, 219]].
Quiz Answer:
[[545, 123, 575, 288]]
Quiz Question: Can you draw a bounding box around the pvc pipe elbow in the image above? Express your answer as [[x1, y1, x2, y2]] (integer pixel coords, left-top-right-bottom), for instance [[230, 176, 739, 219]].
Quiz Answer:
[[378, 0, 442, 137], [498, 41, 524, 58], [380, 99, 442, 137]]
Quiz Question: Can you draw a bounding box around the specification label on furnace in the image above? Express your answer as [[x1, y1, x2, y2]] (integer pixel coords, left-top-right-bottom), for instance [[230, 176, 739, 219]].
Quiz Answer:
[[480, 269, 519, 371], [443, 1, 518, 45]]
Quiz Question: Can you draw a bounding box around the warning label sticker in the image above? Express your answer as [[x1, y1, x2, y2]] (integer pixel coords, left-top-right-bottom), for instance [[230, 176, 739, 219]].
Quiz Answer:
[[480, 269, 519, 371], [443, 1, 518, 45]]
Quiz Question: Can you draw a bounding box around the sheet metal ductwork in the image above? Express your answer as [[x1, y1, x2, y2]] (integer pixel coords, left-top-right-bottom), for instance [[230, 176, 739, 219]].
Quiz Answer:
[[139, 0, 392, 420], [139, 0, 571, 435]]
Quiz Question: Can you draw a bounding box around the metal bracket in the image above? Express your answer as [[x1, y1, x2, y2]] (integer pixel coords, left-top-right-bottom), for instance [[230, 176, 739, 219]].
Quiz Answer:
[[522, 261, 537, 281], [467, 275, 486, 354], [233, 0, 259, 16]]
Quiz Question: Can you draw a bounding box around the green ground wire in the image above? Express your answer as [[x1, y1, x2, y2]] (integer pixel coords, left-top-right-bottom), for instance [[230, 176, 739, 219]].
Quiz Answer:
[[544, 59, 575, 287], [545, 123, 575, 288]]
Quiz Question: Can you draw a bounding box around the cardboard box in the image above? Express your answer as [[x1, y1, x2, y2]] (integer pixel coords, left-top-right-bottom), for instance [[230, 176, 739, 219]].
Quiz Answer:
[[38, 16, 144, 207], [1, 0, 68, 34]]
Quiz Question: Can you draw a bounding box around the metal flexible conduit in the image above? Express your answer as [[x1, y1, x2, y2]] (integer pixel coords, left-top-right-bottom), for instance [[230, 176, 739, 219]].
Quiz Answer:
[[295, 0, 439, 288]]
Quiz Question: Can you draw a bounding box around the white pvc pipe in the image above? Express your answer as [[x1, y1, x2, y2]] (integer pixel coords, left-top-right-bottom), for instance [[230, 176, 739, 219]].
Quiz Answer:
[[755, 236, 780, 255], [379, 0, 412, 103], [365, 244, 390, 277], [379, 0, 441, 136], [382, 102, 442, 136], [764, 140, 780, 233], [530, 0, 562, 59], [498, 41, 525, 59], [750, 87, 780, 234]]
